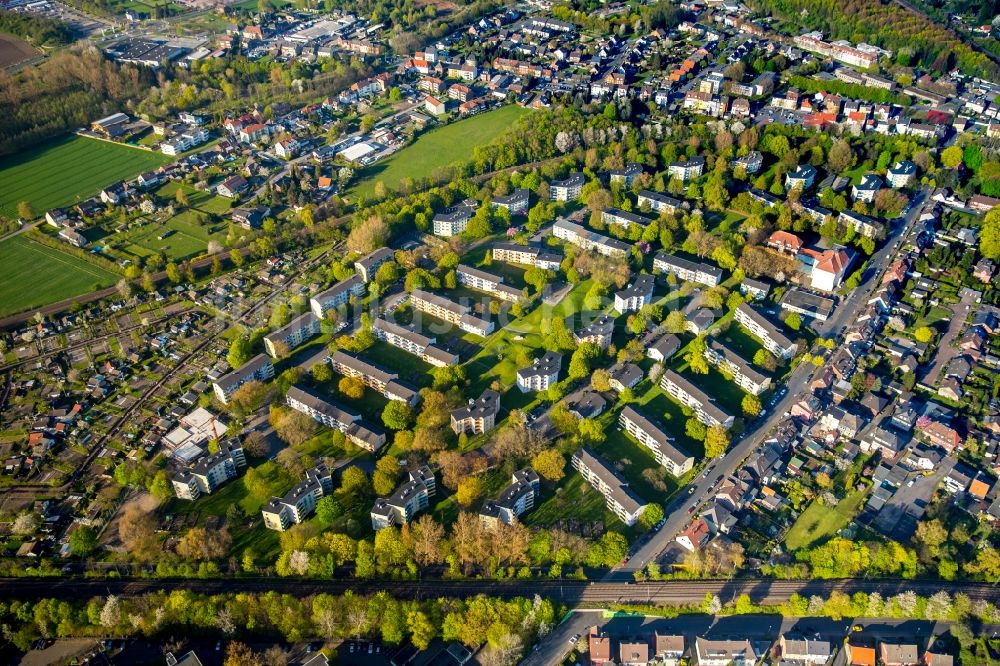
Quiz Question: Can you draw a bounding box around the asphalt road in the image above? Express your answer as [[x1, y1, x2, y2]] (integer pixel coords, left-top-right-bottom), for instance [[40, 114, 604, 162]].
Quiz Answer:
[[609, 189, 926, 580]]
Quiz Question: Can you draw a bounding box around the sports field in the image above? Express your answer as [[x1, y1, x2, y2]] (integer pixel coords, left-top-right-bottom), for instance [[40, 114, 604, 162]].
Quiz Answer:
[[350, 105, 531, 198], [0, 135, 170, 219], [0, 235, 119, 317]]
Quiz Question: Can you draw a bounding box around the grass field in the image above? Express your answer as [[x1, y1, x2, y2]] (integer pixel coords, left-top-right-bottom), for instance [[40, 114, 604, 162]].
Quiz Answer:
[[0, 235, 120, 317], [350, 105, 532, 198], [0, 135, 170, 219], [784, 487, 867, 551]]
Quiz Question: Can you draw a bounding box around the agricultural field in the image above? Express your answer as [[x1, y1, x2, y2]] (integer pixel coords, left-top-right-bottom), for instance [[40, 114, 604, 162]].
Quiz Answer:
[[0, 33, 38, 68], [350, 105, 532, 198], [0, 135, 170, 220], [0, 235, 119, 317]]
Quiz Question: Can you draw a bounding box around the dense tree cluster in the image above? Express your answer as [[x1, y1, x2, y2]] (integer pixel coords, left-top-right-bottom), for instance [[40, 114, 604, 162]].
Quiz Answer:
[[751, 0, 999, 79], [1, 590, 557, 661], [0, 9, 72, 45], [0, 46, 153, 155]]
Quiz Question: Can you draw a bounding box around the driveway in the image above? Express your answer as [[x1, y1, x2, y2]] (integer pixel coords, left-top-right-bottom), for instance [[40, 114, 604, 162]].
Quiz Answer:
[[922, 289, 977, 385]]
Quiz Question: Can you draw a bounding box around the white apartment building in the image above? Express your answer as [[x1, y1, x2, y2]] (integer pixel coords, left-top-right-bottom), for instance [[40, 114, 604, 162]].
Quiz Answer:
[[263, 312, 320, 358], [491, 243, 562, 270], [653, 252, 723, 286], [667, 157, 704, 182], [549, 172, 586, 201], [285, 385, 386, 452], [515, 351, 562, 392], [572, 447, 648, 526], [212, 354, 275, 405], [409, 289, 494, 336], [354, 247, 393, 283], [660, 369, 735, 429], [261, 465, 333, 531], [479, 468, 540, 529], [371, 317, 458, 367], [619, 406, 694, 478], [171, 439, 246, 500], [450, 389, 500, 435], [735, 303, 796, 359], [456, 264, 522, 302], [553, 219, 630, 258], [614, 274, 655, 313], [371, 466, 436, 530], [328, 350, 420, 406], [704, 339, 771, 396], [637, 190, 683, 215], [602, 208, 653, 230], [309, 274, 365, 318]]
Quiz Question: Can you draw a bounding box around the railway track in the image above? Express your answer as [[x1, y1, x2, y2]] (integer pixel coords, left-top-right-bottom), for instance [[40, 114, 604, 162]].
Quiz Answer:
[[1, 576, 997, 604]]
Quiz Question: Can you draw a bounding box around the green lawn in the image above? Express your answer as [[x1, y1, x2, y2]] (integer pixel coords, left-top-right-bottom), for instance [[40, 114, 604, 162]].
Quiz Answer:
[[349, 105, 532, 198], [784, 487, 868, 551], [0, 235, 120, 317], [0, 135, 170, 219]]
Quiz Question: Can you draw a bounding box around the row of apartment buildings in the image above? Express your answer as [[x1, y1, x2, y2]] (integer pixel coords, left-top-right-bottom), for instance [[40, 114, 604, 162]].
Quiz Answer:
[[285, 385, 387, 452], [572, 446, 649, 526], [734, 303, 797, 359], [409, 289, 495, 336], [660, 369, 735, 429], [456, 264, 523, 302], [329, 350, 421, 406]]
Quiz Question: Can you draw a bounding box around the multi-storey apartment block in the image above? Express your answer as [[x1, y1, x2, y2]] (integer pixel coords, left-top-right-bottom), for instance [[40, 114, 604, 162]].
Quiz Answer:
[[492, 188, 530, 215], [285, 385, 386, 452], [309, 274, 365, 318], [491, 243, 562, 270], [372, 317, 458, 367], [371, 466, 436, 530], [574, 314, 615, 349], [793, 31, 878, 68], [553, 219, 630, 258], [213, 354, 275, 405], [735, 303, 796, 359], [261, 465, 334, 531], [653, 252, 723, 286], [432, 199, 479, 237], [549, 172, 586, 201], [171, 439, 246, 500], [456, 264, 523, 302], [667, 157, 705, 181], [602, 208, 653, 230], [637, 190, 684, 215], [704, 339, 771, 396], [354, 247, 394, 283], [328, 350, 420, 406], [660, 369, 734, 429], [614, 274, 655, 313], [608, 163, 643, 187], [479, 468, 540, 529], [572, 447, 648, 526], [409, 289, 494, 336], [516, 351, 562, 392], [263, 312, 320, 358], [450, 389, 501, 435], [779, 289, 835, 322], [619, 406, 694, 478]]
